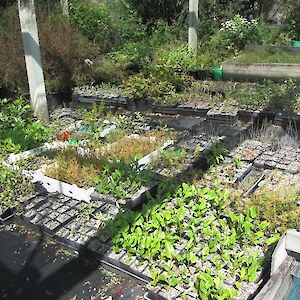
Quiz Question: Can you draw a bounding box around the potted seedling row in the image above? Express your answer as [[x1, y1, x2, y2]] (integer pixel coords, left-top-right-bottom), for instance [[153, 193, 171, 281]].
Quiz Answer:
[[0, 161, 39, 224], [177, 104, 210, 117], [206, 102, 239, 125], [228, 140, 269, 162], [72, 85, 127, 107], [9, 122, 174, 205], [99, 182, 278, 300]]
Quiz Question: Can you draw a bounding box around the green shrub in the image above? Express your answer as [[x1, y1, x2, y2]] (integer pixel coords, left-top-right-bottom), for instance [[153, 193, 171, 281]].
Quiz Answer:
[[0, 97, 52, 156], [73, 54, 128, 86], [284, 0, 300, 41], [0, 5, 28, 94], [210, 15, 270, 53], [122, 73, 175, 101], [69, 0, 114, 50], [266, 79, 300, 113], [112, 41, 153, 72], [152, 44, 197, 72], [148, 19, 186, 48], [104, 0, 147, 43]]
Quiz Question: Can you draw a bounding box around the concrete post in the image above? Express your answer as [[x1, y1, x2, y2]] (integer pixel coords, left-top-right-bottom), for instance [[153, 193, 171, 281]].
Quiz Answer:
[[60, 0, 69, 17], [18, 0, 49, 121], [188, 0, 198, 55]]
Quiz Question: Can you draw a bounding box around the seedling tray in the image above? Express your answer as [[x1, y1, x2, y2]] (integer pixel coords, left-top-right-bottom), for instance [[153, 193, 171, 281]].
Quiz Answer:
[[152, 104, 179, 115], [206, 112, 239, 125], [177, 105, 209, 117], [229, 140, 268, 162], [16, 192, 121, 252], [238, 110, 259, 122], [0, 208, 14, 225], [239, 167, 265, 197], [254, 147, 300, 174], [91, 180, 160, 209]]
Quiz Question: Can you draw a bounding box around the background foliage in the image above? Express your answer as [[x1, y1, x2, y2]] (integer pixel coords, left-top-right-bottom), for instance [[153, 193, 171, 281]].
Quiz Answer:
[[0, 0, 294, 99]]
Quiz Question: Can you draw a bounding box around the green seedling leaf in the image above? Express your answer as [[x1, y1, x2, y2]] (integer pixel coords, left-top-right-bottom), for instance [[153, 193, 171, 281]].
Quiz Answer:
[[258, 220, 269, 231], [157, 273, 167, 283], [178, 206, 185, 221], [164, 241, 175, 259], [240, 266, 247, 281], [235, 281, 241, 290], [170, 276, 180, 287], [248, 207, 257, 218], [248, 264, 258, 282], [266, 234, 280, 246], [188, 252, 199, 264], [199, 273, 213, 287]]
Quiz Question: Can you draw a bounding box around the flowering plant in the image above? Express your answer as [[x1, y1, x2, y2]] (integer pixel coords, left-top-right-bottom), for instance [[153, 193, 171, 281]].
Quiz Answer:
[[218, 15, 266, 51]]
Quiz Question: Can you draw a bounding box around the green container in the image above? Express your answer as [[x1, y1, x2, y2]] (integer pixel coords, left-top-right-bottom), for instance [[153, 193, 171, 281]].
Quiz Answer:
[[211, 68, 223, 81], [291, 40, 300, 47]]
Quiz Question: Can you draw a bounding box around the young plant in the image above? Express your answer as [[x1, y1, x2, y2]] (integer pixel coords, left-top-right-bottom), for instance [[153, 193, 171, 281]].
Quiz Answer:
[[206, 144, 228, 166], [0, 97, 51, 156], [0, 162, 35, 214]]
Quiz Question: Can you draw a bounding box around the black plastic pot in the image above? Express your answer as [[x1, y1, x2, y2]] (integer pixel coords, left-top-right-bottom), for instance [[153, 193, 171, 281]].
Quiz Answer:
[[206, 113, 239, 125], [238, 110, 259, 123], [177, 106, 209, 117], [152, 104, 178, 115], [188, 69, 210, 80]]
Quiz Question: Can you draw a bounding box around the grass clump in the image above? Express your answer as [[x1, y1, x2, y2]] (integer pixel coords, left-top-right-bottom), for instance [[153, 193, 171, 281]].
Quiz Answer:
[[236, 49, 300, 64], [246, 170, 300, 233]]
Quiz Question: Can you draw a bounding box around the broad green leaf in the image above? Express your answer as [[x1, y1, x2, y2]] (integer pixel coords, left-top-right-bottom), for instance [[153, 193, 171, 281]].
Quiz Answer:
[[199, 273, 213, 287], [157, 273, 167, 282], [164, 241, 175, 259], [170, 277, 180, 287], [248, 207, 257, 218], [178, 206, 185, 221], [258, 220, 269, 230], [189, 252, 198, 264], [266, 234, 280, 246]]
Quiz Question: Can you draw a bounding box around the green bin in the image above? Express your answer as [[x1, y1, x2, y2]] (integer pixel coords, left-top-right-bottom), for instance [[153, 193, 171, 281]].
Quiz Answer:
[[291, 40, 300, 47], [211, 68, 223, 81]]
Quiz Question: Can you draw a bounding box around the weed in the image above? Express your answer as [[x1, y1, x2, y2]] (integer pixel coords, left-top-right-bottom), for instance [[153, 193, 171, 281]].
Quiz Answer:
[[206, 144, 228, 166]]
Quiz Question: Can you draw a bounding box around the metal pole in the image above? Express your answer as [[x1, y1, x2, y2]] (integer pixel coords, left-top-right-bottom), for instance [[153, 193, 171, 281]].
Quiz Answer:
[[188, 0, 198, 55], [18, 0, 49, 121]]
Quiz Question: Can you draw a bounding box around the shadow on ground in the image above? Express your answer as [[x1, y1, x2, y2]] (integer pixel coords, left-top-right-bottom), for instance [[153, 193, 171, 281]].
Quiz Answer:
[[0, 224, 146, 300]]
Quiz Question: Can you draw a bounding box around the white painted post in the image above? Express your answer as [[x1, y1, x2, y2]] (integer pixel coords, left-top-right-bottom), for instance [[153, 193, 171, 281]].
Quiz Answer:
[[60, 0, 69, 17], [18, 0, 49, 121], [188, 0, 198, 55]]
